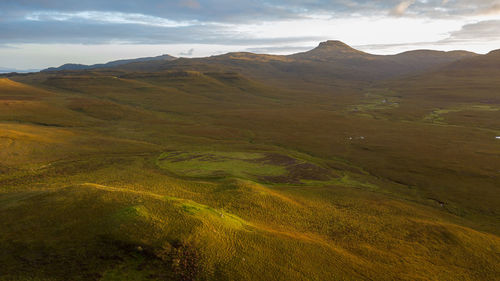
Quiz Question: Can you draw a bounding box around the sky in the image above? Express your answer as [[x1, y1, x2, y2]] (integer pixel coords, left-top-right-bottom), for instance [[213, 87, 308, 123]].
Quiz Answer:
[[0, 0, 499, 70]]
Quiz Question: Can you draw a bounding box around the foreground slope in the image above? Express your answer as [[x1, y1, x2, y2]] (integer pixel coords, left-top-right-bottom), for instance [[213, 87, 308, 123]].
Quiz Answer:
[[0, 43, 499, 280]]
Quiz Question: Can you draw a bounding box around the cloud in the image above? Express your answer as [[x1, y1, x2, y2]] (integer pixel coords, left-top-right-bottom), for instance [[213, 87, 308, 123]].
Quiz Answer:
[[4, 0, 469, 23], [3, 1, 500, 24], [345, 19, 500, 54], [478, 3, 500, 15], [245, 45, 311, 54], [446, 20, 500, 41], [25, 11, 196, 27], [179, 48, 195, 56], [179, 0, 201, 9], [390, 0, 415, 16], [0, 44, 18, 49], [0, 0, 302, 23], [361, 20, 500, 48], [0, 19, 323, 46]]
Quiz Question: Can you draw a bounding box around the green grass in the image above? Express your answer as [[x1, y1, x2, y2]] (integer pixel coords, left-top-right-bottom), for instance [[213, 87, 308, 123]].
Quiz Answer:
[[348, 91, 401, 119], [111, 205, 150, 221], [179, 200, 248, 229], [423, 104, 500, 124], [300, 174, 379, 191], [157, 151, 287, 179]]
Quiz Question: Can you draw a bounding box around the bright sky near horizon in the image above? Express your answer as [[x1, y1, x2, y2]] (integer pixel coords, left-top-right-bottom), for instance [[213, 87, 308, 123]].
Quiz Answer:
[[0, 0, 499, 70]]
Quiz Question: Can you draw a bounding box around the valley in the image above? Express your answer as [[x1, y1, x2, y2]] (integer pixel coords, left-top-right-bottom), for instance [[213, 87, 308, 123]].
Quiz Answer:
[[0, 41, 499, 280]]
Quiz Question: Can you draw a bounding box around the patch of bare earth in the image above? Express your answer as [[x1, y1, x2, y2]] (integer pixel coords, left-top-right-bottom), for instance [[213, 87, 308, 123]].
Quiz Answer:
[[253, 154, 333, 184]]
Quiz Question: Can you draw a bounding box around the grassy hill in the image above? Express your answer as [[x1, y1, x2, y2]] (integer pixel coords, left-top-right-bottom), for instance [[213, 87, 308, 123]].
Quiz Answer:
[[0, 42, 499, 280]]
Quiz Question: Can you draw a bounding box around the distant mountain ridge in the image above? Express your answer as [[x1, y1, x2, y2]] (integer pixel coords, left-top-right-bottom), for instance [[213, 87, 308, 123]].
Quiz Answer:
[[40, 41, 483, 85], [0, 67, 40, 73], [0, 67, 18, 73], [107, 41, 479, 86], [42, 54, 177, 72]]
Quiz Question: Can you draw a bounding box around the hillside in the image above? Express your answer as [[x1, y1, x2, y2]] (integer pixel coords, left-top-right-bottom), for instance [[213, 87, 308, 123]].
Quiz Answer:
[[43, 54, 177, 72], [384, 47, 500, 109], [103, 41, 477, 89], [0, 42, 499, 281]]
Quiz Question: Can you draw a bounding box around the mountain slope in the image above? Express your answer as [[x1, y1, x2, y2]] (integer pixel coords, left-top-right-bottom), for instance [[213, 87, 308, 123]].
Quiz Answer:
[[43, 54, 177, 72], [109, 41, 477, 87], [289, 40, 373, 60], [441, 49, 500, 73], [385, 47, 500, 104]]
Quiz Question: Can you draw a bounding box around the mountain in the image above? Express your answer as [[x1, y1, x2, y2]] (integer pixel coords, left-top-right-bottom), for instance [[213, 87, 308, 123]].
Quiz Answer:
[[383, 47, 500, 111], [0, 68, 18, 73], [38, 41, 476, 85], [42, 54, 176, 72], [0, 67, 40, 73], [103, 41, 477, 87], [34, 41, 479, 81], [289, 40, 477, 77], [289, 40, 373, 60], [290, 40, 475, 63], [441, 48, 500, 73], [383, 49, 477, 74]]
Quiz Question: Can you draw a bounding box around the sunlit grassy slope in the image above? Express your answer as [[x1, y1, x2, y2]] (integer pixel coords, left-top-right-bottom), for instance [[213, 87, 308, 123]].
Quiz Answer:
[[0, 47, 499, 281]]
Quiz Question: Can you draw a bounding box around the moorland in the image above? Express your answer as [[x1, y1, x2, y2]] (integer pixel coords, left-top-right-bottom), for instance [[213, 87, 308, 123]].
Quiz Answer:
[[0, 41, 499, 280]]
